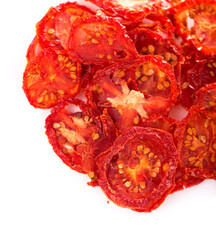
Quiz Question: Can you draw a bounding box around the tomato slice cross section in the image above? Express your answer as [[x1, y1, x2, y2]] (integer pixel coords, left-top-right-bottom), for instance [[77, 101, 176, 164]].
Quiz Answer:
[[68, 15, 138, 64], [23, 48, 81, 109], [45, 99, 117, 181], [97, 126, 178, 212]]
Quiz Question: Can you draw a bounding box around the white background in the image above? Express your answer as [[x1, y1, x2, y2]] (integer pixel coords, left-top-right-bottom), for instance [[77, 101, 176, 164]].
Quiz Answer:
[[1, 0, 216, 239]]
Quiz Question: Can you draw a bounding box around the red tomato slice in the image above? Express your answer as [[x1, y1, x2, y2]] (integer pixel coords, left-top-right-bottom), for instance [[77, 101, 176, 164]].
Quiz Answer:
[[45, 99, 117, 181], [23, 48, 81, 109], [36, 2, 95, 50], [194, 83, 216, 118], [67, 15, 138, 64], [97, 127, 178, 212], [175, 107, 216, 179], [170, 0, 216, 56]]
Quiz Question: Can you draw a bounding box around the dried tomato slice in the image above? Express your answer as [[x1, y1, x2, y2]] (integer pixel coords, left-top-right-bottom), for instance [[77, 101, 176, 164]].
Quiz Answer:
[[26, 36, 41, 62], [36, 2, 95, 50], [23, 48, 81, 109], [131, 56, 178, 115], [97, 127, 178, 212], [170, 0, 216, 55], [45, 99, 117, 180], [67, 15, 138, 64], [194, 83, 216, 118], [175, 107, 216, 179]]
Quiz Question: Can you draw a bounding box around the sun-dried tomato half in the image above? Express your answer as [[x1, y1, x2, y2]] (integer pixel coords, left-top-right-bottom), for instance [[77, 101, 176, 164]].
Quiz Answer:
[[45, 99, 117, 181], [23, 48, 81, 109], [87, 0, 166, 24], [36, 2, 95, 50], [194, 83, 216, 118], [26, 36, 41, 62], [67, 15, 138, 64], [170, 0, 216, 56], [131, 56, 178, 115], [175, 107, 216, 179], [97, 126, 178, 212]]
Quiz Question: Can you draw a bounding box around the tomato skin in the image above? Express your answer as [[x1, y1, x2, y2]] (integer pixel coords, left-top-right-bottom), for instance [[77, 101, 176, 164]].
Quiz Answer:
[[97, 126, 178, 212], [67, 15, 138, 65], [36, 2, 95, 51], [169, 0, 216, 56], [45, 98, 117, 178]]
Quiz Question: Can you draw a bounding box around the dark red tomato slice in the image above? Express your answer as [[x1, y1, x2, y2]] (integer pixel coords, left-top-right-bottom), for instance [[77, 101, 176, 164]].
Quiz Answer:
[[45, 99, 117, 182], [131, 56, 178, 115], [87, 0, 167, 24], [23, 48, 81, 109], [97, 126, 178, 212], [67, 15, 138, 64], [170, 0, 216, 56], [85, 61, 147, 131], [175, 107, 216, 179], [36, 2, 95, 50], [194, 83, 216, 118], [26, 36, 41, 62]]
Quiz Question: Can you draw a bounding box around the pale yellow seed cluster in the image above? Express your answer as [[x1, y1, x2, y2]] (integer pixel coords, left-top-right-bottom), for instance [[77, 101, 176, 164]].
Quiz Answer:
[[115, 144, 165, 193]]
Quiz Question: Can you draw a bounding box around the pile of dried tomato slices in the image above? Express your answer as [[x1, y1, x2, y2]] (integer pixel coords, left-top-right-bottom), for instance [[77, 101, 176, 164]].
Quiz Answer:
[[22, 0, 216, 212]]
